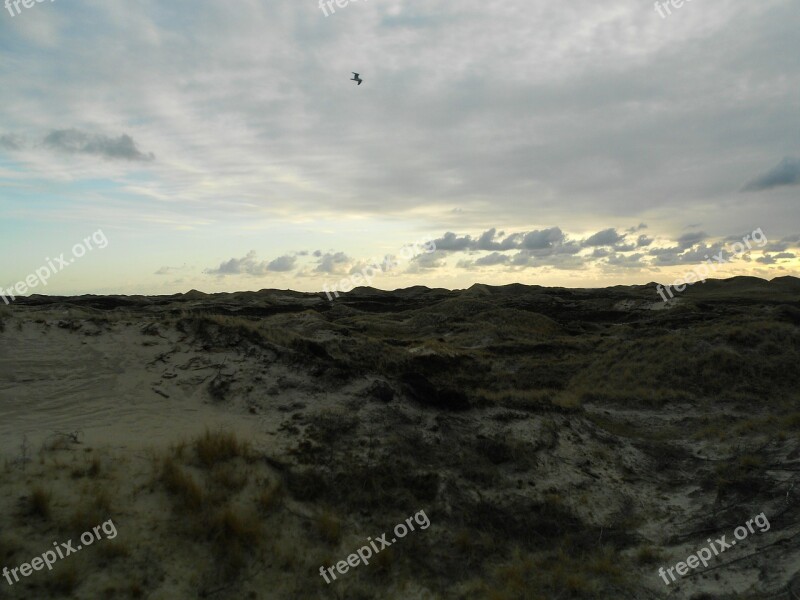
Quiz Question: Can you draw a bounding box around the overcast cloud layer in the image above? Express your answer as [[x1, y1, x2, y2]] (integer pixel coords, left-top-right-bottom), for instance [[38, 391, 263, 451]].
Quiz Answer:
[[0, 0, 798, 295]]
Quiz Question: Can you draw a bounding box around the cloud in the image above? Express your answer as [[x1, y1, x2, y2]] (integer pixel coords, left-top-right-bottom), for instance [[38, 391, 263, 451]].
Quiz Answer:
[[474, 252, 511, 266], [418, 225, 800, 274], [764, 235, 800, 252], [0, 134, 21, 151], [504, 247, 579, 269], [742, 158, 800, 192], [676, 231, 707, 250], [520, 227, 565, 250], [406, 250, 447, 272], [757, 252, 795, 264], [649, 243, 727, 266], [431, 227, 565, 253], [43, 129, 155, 161], [613, 242, 637, 252], [205, 251, 296, 276], [155, 264, 190, 276], [475, 228, 521, 251], [432, 232, 474, 251], [266, 255, 297, 272], [581, 228, 625, 247], [315, 252, 351, 274], [604, 252, 645, 269]]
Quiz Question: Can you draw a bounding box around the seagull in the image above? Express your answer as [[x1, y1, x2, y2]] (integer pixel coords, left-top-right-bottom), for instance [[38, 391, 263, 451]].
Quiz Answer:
[[351, 72, 363, 85]]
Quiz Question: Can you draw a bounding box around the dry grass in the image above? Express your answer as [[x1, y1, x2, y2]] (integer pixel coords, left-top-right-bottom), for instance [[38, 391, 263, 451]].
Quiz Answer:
[[98, 540, 130, 562], [209, 463, 248, 493], [0, 304, 10, 332], [161, 458, 205, 512], [0, 532, 21, 566], [372, 547, 395, 574], [478, 388, 583, 413], [207, 504, 263, 577], [635, 545, 664, 565], [551, 390, 584, 412], [178, 312, 303, 351], [256, 480, 283, 514], [68, 485, 114, 534], [26, 486, 52, 520], [473, 545, 630, 599], [149, 430, 281, 581], [306, 410, 359, 445], [45, 560, 82, 595], [71, 455, 102, 479], [194, 429, 251, 468], [315, 509, 342, 545]]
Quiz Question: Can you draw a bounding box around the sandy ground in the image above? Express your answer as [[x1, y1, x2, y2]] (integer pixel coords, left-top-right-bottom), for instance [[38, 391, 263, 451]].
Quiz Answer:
[[0, 313, 258, 457]]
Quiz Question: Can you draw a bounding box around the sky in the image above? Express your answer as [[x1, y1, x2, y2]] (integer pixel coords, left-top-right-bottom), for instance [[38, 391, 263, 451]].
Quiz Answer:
[[0, 0, 798, 297]]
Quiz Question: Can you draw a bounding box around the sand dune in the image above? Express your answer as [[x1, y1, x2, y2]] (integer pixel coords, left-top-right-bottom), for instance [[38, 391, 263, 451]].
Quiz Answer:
[[1, 280, 800, 599]]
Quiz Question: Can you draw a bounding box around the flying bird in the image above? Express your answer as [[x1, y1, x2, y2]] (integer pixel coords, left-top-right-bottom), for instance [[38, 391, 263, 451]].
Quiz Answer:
[[351, 72, 363, 85]]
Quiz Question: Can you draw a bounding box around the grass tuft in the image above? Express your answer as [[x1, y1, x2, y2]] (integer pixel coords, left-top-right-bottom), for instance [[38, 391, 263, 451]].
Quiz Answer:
[[315, 509, 342, 545], [194, 429, 251, 468], [27, 486, 52, 520], [161, 458, 205, 511]]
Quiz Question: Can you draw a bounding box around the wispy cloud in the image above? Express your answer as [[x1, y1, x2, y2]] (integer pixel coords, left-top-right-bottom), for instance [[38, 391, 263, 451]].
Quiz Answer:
[[43, 129, 155, 162], [0, 134, 21, 150], [743, 158, 800, 192]]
